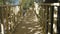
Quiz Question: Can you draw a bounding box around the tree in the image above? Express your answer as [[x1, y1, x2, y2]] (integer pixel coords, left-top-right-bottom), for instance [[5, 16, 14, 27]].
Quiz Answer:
[[0, 0, 3, 4]]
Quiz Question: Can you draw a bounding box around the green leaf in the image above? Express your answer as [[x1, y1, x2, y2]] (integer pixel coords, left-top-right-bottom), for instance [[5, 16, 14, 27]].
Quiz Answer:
[[0, 0, 3, 5]]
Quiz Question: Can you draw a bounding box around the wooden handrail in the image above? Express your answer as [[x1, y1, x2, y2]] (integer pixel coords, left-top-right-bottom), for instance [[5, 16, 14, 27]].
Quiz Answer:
[[0, 3, 60, 7], [39, 3, 60, 6]]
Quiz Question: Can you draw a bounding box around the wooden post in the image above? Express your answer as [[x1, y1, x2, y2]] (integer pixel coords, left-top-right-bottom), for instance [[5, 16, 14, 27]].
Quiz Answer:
[[6, 6, 11, 34], [1, 7, 4, 34]]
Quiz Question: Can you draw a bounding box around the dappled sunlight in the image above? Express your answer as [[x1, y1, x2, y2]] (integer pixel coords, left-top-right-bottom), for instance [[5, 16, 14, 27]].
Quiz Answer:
[[34, 31, 42, 34], [48, 32, 50, 34], [54, 14, 57, 18], [53, 23, 57, 33], [34, 2, 40, 15], [52, 3, 59, 6], [1, 24, 4, 34], [12, 6, 20, 15]]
